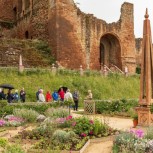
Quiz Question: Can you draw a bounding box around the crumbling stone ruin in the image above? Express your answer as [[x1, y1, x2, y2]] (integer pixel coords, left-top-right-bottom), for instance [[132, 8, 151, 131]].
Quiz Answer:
[[0, 0, 140, 73]]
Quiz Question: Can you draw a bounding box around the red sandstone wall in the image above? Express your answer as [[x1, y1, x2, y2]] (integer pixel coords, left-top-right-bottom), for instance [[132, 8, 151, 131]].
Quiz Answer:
[[49, 1, 136, 72], [0, 0, 14, 22], [49, 0, 86, 69], [12, 0, 49, 40]]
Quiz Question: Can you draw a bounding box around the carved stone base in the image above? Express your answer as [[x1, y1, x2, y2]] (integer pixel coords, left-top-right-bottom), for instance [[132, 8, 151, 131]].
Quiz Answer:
[[136, 106, 151, 126], [19, 65, 24, 73]]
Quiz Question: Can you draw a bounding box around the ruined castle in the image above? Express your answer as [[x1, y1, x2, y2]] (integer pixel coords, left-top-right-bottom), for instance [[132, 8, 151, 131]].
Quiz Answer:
[[0, 0, 142, 73]]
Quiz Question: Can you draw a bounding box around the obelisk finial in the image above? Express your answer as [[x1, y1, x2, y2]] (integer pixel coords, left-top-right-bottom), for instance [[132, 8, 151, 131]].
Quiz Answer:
[[145, 8, 149, 19]]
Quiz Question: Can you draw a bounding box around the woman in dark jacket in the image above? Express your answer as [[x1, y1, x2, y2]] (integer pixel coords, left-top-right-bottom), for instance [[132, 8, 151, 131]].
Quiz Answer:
[[7, 89, 14, 103]]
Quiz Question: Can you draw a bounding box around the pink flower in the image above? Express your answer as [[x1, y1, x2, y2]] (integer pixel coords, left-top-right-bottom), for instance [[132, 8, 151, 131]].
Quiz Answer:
[[72, 122, 76, 126], [56, 118, 66, 123], [81, 133, 87, 137], [89, 120, 94, 124], [66, 115, 72, 120], [0, 120, 6, 126]]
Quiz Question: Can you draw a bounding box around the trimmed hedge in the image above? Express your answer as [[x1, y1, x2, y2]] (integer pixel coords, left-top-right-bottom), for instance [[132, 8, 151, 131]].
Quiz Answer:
[[0, 103, 53, 117], [95, 99, 138, 117]]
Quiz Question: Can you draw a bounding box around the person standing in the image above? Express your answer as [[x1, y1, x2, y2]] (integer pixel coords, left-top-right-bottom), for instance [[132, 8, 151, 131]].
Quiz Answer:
[[64, 89, 73, 101], [52, 90, 59, 102], [7, 89, 14, 103], [45, 91, 52, 102], [73, 90, 79, 111], [58, 88, 65, 102], [39, 89, 45, 102], [20, 88, 26, 102]]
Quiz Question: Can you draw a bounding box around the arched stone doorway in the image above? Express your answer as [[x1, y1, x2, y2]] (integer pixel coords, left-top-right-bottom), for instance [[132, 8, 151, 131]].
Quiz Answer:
[[25, 31, 29, 39], [100, 33, 122, 69]]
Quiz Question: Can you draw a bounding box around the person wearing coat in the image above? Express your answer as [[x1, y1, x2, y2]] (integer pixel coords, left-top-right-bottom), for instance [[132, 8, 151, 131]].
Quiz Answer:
[[38, 89, 45, 102], [46, 91, 52, 102]]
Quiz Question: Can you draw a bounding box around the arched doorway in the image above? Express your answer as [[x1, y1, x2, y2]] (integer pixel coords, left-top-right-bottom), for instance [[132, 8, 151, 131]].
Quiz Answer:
[[25, 31, 29, 39], [100, 33, 122, 69]]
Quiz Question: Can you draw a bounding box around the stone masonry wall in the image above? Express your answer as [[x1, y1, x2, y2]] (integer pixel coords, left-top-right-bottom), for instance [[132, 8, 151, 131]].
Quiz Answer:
[[0, 0, 137, 72], [11, 0, 49, 40], [0, 0, 14, 22], [49, 0, 136, 72]]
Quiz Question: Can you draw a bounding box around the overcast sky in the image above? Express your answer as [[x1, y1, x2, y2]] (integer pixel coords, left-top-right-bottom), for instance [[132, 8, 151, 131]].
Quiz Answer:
[[73, 0, 153, 38]]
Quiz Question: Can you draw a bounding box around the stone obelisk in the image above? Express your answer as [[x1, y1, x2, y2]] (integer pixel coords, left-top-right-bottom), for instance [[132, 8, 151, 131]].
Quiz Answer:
[[19, 54, 24, 72], [136, 9, 153, 126]]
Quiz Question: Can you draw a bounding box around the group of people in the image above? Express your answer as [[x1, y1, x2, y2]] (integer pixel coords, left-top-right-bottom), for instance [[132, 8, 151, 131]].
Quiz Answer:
[[0, 88, 26, 103], [36, 88, 80, 111], [0, 86, 93, 111]]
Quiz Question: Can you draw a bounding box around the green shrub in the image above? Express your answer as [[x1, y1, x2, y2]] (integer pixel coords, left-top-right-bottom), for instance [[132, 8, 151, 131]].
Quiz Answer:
[[4, 144, 25, 153], [45, 108, 69, 118], [145, 126, 153, 139], [0, 101, 7, 108], [73, 117, 94, 136], [13, 108, 39, 122], [52, 130, 68, 143], [95, 99, 138, 117], [0, 104, 51, 117], [0, 138, 8, 148]]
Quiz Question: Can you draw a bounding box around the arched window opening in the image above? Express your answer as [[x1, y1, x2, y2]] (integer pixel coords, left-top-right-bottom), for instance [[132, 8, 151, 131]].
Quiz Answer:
[[25, 31, 29, 39]]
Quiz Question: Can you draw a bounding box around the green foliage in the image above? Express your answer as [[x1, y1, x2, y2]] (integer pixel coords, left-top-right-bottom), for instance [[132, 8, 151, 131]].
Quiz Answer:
[[0, 100, 7, 108], [45, 108, 69, 119], [0, 104, 51, 117], [4, 144, 25, 153], [136, 66, 141, 74], [73, 117, 94, 135], [93, 119, 102, 136], [35, 40, 55, 64], [129, 108, 138, 120], [0, 138, 8, 148], [52, 130, 68, 143], [145, 126, 153, 139], [96, 99, 138, 117], [0, 68, 140, 103], [13, 108, 39, 122]]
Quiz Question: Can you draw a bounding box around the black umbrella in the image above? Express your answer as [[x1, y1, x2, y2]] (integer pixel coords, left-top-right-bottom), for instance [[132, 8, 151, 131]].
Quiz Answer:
[[58, 87, 68, 93], [0, 84, 14, 89]]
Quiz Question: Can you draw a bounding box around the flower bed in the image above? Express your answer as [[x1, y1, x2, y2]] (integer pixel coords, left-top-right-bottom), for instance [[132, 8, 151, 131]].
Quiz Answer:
[[0, 115, 24, 127], [113, 127, 153, 153], [16, 115, 117, 151]]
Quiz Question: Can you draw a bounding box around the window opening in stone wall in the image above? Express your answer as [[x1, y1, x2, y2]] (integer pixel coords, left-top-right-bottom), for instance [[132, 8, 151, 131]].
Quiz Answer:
[[25, 0, 30, 9], [18, 0, 22, 13], [13, 7, 17, 21], [25, 31, 29, 39]]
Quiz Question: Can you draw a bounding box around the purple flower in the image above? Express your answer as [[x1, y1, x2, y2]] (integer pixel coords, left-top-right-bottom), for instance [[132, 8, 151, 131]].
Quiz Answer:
[[0, 119, 6, 126], [135, 129, 144, 138]]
